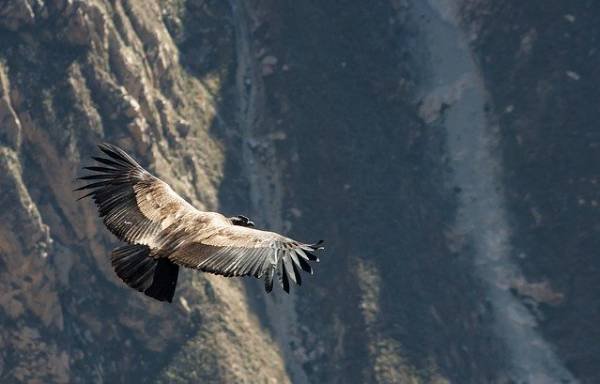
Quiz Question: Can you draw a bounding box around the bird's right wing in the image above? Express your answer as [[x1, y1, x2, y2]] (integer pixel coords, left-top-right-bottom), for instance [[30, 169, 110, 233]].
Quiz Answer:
[[168, 225, 324, 293], [76, 143, 207, 248]]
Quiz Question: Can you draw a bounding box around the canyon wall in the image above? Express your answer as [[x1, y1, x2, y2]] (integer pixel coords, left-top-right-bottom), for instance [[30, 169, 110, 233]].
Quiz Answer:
[[0, 1, 596, 383]]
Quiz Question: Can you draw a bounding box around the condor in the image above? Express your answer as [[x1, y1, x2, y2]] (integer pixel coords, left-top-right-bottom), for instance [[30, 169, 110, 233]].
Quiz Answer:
[[77, 143, 323, 302]]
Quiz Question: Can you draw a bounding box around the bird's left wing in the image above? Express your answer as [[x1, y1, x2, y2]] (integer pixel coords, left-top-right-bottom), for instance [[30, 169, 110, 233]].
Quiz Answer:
[[168, 225, 323, 293]]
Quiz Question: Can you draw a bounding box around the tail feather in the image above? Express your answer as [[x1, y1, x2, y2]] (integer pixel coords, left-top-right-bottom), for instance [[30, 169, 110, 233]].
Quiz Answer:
[[145, 259, 179, 302], [111, 244, 179, 302]]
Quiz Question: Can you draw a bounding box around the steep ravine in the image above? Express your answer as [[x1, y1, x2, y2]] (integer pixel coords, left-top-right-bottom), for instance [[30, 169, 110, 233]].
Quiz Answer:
[[414, 1, 577, 383], [459, 1, 600, 382]]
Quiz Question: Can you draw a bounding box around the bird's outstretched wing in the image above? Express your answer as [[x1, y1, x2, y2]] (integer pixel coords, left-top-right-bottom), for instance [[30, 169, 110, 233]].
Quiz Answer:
[[169, 226, 323, 293], [76, 143, 200, 248]]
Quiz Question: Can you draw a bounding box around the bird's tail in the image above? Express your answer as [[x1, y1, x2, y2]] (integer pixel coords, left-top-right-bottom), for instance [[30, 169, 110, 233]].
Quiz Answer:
[[111, 244, 179, 302]]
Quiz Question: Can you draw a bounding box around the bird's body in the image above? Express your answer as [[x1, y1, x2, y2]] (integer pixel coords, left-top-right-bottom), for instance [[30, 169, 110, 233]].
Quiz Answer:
[[77, 143, 323, 302]]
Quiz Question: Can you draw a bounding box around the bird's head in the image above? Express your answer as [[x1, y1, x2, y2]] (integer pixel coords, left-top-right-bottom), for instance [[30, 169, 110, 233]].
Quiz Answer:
[[230, 215, 255, 227]]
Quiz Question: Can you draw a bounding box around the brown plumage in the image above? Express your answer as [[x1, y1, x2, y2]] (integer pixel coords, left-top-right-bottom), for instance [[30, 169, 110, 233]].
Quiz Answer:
[[76, 143, 323, 302]]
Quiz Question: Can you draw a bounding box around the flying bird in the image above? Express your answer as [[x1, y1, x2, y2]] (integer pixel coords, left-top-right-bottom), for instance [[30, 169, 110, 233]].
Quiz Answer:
[[76, 143, 323, 302]]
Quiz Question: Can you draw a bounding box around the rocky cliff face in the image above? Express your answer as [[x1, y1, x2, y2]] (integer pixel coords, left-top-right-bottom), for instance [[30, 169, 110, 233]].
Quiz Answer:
[[0, 0, 596, 383], [0, 1, 287, 383]]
